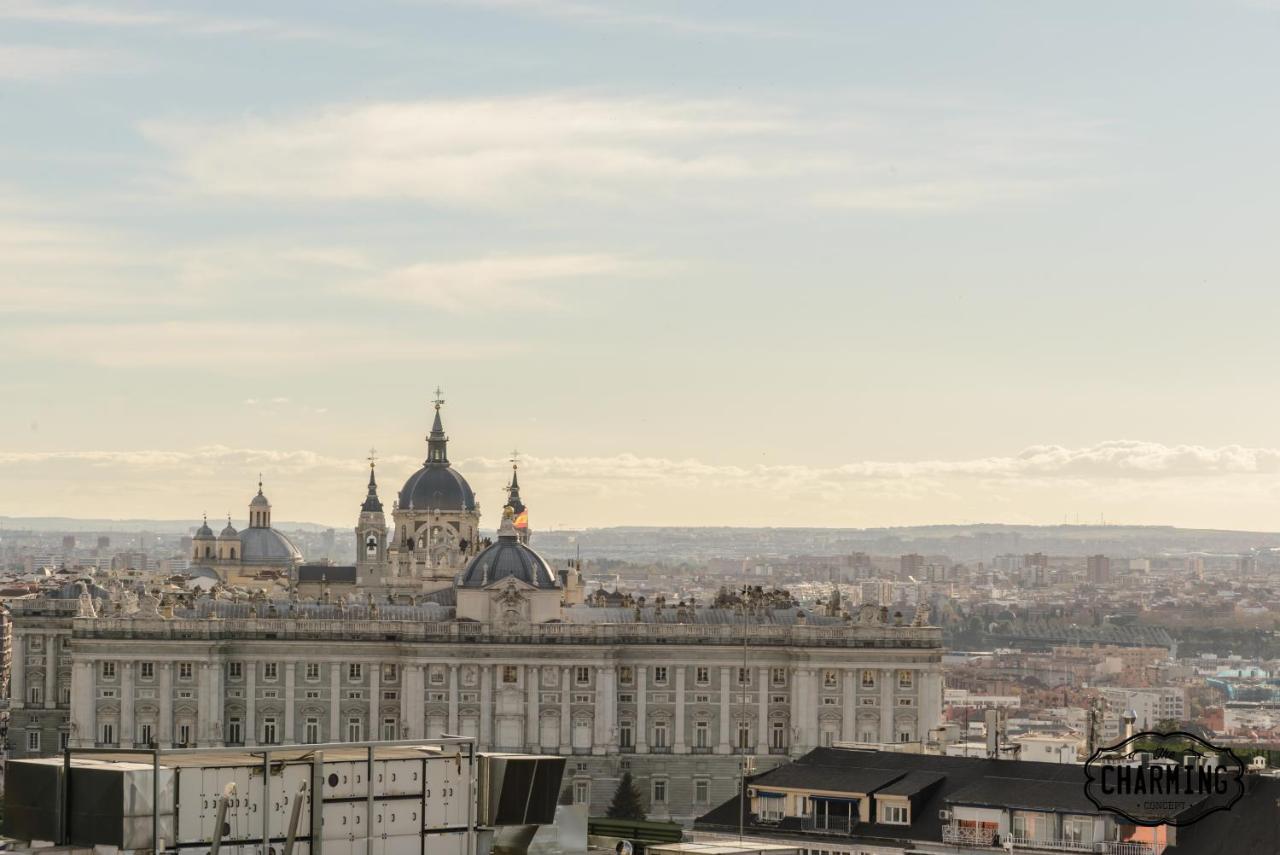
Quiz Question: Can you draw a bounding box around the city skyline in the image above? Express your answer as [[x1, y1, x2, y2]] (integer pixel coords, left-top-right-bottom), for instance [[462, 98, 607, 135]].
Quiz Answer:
[[7, 1, 1280, 528]]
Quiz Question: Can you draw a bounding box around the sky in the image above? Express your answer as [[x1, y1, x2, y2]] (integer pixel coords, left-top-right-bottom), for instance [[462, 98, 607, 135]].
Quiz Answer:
[[5, 0, 1280, 531]]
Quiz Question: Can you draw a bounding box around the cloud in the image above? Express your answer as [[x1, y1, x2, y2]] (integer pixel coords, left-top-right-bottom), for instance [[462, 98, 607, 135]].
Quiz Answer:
[[437, 0, 822, 40], [0, 320, 520, 367], [0, 43, 133, 79], [0, 0, 349, 41], [5, 440, 1280, 527], [351, 253, 634, 311], [138, 94, 1106, 212]]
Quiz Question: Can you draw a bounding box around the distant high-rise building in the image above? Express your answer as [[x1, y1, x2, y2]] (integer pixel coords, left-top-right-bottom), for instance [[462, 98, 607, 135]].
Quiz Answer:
[[900, 553, 925, 580], [96, 535, 110, 551], [1087, 554, 1112, 584], [61, 535, 76, 553]]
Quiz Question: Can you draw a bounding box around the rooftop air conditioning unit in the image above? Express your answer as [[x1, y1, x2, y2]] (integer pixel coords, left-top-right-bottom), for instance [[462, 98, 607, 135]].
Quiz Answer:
[[747, 787, 758, 798], [938, 809, 952, 821]]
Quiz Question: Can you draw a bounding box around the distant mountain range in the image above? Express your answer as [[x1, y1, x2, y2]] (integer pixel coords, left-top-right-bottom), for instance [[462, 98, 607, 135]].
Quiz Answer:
[[5, 516, 1275, 561]]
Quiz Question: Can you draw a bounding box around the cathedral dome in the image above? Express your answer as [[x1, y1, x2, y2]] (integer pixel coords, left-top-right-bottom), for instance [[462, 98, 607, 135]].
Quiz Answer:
[[397, 398, 476, 512], [458, 523, 558, 590], [398, 466, 476, 512], [195, 518, 215, 538], [238, 527, 303, 565]]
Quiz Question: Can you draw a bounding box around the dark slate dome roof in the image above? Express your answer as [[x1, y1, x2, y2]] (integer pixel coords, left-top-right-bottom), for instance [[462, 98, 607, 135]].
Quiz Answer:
[[238, 527, 303, 564], [458, 534, 559, 590], [219, 521, 239, 538], [398, 465, 476, 512], [195, 519, 215, 538]]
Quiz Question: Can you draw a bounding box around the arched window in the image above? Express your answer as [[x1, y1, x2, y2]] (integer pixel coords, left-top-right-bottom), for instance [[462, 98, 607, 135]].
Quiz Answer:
[[230, 548, 236, 560], [205, 546, 212, 558]]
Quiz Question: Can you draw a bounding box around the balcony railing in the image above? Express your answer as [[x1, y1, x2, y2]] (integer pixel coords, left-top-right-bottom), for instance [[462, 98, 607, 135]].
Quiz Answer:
[[942, 824, 997, 847], [800, 814, 856, 835]]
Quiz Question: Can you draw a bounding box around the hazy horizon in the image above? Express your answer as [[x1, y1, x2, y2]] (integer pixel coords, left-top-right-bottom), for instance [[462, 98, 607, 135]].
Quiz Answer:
[[6, 2, 1280, 530]]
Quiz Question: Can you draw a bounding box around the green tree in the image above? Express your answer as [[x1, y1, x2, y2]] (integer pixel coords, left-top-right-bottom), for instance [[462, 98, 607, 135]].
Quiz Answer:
[[606, 771, 646, 821]]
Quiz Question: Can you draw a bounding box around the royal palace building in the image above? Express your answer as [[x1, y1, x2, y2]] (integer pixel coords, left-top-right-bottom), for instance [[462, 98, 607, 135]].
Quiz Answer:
[[5, 401, 944, 821]]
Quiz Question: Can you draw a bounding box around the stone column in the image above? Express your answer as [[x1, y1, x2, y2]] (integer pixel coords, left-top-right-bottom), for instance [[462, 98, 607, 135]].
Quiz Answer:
[[479, 665, 493, 749], [526, 665, 540, 749], [879, 669, 894, 744], [756, 667, 769, 754], [801, 668, 819, 752], [121, 662, 135, 746], [369, 664, 381, 739], [209, 659, 223, 747], [285, 664, 296, 743], [69, 659, 92, 747], [673, 666, 687, 753], [197, 662, 210, 745], [243, 665, 255, 746], [412, 664, 426, 739], [329, 665, 340, 741], [635, 666, 648, 753], [447, 665, 459, 734], [789, 666, 801, 755], [717, 666, 732, 754], [159, 662, 174, 745], [10, 632, 25, 708], [920, 669, 942, 742], [44, 633, 57, 709], [400, 666, 413, 739], [559, 666, 571, 753], [841, 668, 856, 742]]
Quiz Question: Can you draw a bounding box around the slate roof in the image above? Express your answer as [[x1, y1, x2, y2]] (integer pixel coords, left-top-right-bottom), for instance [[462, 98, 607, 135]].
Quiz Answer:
[[697, 748, 1280, 850]]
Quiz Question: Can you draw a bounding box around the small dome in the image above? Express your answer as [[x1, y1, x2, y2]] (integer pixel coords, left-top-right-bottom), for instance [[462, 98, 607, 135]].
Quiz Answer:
[[195, 519, 215, 538], [458, 533, 559, 590], [250, 492, 270, 508], [219, 520, 239, 539]]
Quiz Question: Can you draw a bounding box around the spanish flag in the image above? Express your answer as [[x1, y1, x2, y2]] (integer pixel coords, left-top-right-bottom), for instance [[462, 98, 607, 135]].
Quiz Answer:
[[514, 510, 529, 529]]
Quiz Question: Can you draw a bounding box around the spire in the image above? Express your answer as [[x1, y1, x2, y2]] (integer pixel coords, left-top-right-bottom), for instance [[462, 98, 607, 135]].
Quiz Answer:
[[257, 473, 263, 496], [362, 447, 383, 513], [425, 387, 449, 466], [506, 448, 525, 514]]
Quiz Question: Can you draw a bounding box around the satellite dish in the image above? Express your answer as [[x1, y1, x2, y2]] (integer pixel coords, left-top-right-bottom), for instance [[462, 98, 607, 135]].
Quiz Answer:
[[615, 842, 634, 855]]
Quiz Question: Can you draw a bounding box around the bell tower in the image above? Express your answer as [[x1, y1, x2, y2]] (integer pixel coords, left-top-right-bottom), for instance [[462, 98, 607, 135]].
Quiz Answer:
[[356, 449, 387, 585]]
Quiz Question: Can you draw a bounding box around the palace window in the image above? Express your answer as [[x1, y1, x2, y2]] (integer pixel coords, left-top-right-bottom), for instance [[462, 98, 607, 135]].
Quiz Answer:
[[382, 717, 398, 741], [305, 718, 320, 744], [102, 662, 116, 679], [653, 666, 668, 685], [619, 721, 633, 748], [139, 723, 153, 746], [306, 690, 321, 699], [823, 669, 838, 689], [738, 668, 752, 685], [140, 662, 154, 680], [861, 670, 876, 689], [383, 664, 398, 681], [653, 721, 669, 748], [737, 720, 751, 749], [695, 694, 711, 704], [306, 663, 320, 680], [229, 662, 242, 679], [430, 668, 445, 685], [694, 779, 710, 804], [573, 781, 589, 804], [264, 663, 278, 680], [227, 718, 242, 745], [619, 666, 634, 685], [696, 667, 710, 685], [28, 686, 42, 704], [27, 732, 40, 752], [178, 723, 192, 745], [897, 670, 913, 689], [575, 667, 590, 685], [652, 779, 667, 804], [770, 667, 787, 686], [262, 718, 277, 745], [178, 662, 193, 680], [101, 722, 116, 745], [349, 663, 363, 681], [347, 717, 363, 742], [694, 720, 709, 749], [771, 720, 786, 749], [502, 666, 518, 684]]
